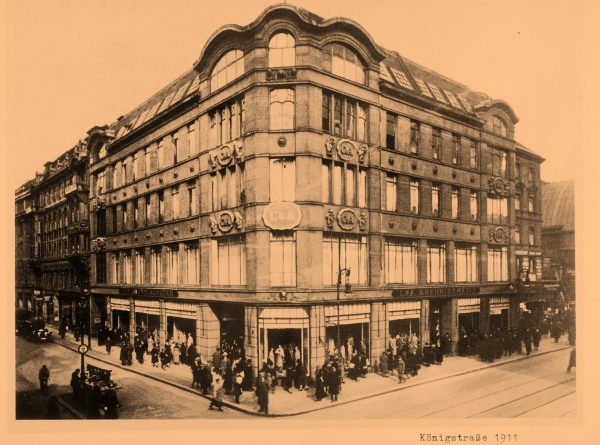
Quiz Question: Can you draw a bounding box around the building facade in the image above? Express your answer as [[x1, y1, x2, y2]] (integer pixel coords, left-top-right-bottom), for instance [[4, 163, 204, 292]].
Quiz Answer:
[[540, 180, 575, 313], [15, 142, 96, 329], [17, 4, 546, 375]]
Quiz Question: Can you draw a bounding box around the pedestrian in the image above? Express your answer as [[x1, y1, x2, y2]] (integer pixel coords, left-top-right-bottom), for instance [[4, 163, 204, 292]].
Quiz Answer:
[[315, 367, 326, 401], [173, 343, 180, 365], [119, 343, 128, 366], [533, 328, 541, 351], [208, 376, 224, 411], [255, 372, 269, 415], [380, 351, 388, 377], [151, 345, 159, 367], [103, 387, 119, 419], [70, 369, 81, 401], [435, 344, 444, 365], [397, 355, 406, 383], [242, 359, 254, 391], [212, 347, 222, 373], [201, 363, 213, 395], [550, 322, 562, 343], [105, 336, 112, 355], [524, 332, 533, 356], [567, 348, 576, 372], [223, 363, 233, 395], [233, 367, 244, 403], [191, 357, 201, 388], [39, 365, 50, 394], [295, 359, 306, 391], [329, 366, 340, 402], [58, 323, 66, 340], [275, 344, 284, 372], [180, 342, 188, 365]]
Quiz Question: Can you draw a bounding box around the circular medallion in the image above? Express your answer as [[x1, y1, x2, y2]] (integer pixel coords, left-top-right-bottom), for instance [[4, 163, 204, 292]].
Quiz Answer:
[[337, 208, 357, 230], [78, 344, 88, 354]]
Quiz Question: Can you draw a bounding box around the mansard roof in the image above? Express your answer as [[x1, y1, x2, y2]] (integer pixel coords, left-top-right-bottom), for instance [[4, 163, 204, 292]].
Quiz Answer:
[[542, 181, 575, 232]]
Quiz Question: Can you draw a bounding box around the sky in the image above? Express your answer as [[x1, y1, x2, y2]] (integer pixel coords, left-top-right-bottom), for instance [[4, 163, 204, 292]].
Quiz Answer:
[[4, 0, 589, 190]]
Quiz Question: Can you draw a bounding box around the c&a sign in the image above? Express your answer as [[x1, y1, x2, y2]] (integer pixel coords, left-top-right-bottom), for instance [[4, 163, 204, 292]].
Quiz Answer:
[[263, 202, 303, 230]]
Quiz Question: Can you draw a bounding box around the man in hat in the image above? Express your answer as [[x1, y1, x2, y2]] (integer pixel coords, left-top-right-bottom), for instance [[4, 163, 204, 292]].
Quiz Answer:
[[212, 347, 222, 373], [191, 357, 201, 388], [255, 371, 269, 414]]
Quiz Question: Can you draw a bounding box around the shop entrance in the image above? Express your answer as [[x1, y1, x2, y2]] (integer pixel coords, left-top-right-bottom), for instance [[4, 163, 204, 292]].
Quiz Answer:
[[389, 318, 420, 338], [167, 317, 196, 345], [135, 312, 160, 337], [459, 312, 479, 334], [326, 322, 369, 359], [211, 303, 245, 352], [490, 309, 509, 332], [112, 310, 130, 330], [258, 307, 310, 369]]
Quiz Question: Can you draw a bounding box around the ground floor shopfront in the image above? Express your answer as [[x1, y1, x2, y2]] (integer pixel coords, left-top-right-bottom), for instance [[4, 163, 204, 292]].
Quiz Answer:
[[101, 289, 519, 378]]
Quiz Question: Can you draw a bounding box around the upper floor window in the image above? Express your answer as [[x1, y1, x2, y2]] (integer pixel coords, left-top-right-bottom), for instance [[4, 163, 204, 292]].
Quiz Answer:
[[410, 179, 420, 214], [270, 89, 294, 130], [427, 241, 446, 284], [386, 113, 397, 150], [210, 49, 244, 92], [384, 238, 417, 284], [515, 162, 521, 179], [211, 164, 245, 211], [452, 134, 461, 165], [410, 121, 420, 153], [432, 184, 440, 216], [322, 92, 366, 141], [529, 227, 535, 246], [515, 225, 521, 244], [489, 148, 507, 178], [470, 191, 478, 221], [451, 187, 460, 219], [132, 155, 138, 181], [96, 170, 106, 195], [211, 235, 246, 286], [269, 33, 295, 67], [488, 247, 508, 282], [385, 173, 397, 211], [487, 195, 508, 224], [454, 244, 478, 283], [528, 167, 535, 183], [157, 140, 164, 170], [515, 193, 521, 211], [270, 231, 297, 286], [322, 233, 368, 285], [492, 116, 507, 137], [470, 140, 478, 169], [326, 43, 365, 84], [528, 193, 535, 213], [144, 148, 151, 176], [185, 242, 199, 285], [209, 98, 244, 148], [432, 128, 441, 159], [270, 158, 295, 202], [323, 160, 366, 207], [173, 136, 179, 164], [188, 124, 197, 156]]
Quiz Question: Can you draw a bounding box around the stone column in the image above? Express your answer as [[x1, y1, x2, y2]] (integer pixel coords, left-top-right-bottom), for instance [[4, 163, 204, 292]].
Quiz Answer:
[[479, 296, 491, 334], [129, 297, 136, 342], [420, 299, 430, 346], [197, 303, 220, 363], [441, 298, 459, 354], [309, 305, 327, 376], [244, 306, 258, 378], [158, 299, 167, 347], [370, 302, 387, 367]]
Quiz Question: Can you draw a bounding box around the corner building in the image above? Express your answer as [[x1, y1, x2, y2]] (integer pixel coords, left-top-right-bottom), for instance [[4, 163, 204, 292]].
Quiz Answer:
[[87, 4, 543, 376]]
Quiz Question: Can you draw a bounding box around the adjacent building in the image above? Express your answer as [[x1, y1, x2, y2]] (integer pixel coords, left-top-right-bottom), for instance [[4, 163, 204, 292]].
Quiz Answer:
[[18, 4, 546, 375]]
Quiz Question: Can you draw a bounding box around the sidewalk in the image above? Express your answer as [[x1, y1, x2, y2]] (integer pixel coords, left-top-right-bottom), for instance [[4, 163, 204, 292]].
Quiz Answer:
[[52, 334, 571, 417]]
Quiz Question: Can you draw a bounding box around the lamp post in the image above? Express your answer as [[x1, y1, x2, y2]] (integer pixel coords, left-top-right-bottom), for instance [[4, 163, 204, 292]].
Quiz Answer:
[[79, 289, 90, 377], [336, 268, 351, 364]]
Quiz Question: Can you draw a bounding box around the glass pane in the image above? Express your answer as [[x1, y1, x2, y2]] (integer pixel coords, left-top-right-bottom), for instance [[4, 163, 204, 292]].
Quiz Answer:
[[332, 56, 344, 77], [282, 159, 295, 201], [346, 167, 355, 206], [333, 165, 343, 205], [282, 48, 295, 67], [322, 163, 330, 203]]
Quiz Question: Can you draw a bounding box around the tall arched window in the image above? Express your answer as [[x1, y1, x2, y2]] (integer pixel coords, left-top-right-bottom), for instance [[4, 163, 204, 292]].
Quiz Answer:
[[269, 32, 295, 67], [326, 43, 365, 84], [492, 116, 507, 137], [270, 89, 295, 130], [210, 49, 244, 92]]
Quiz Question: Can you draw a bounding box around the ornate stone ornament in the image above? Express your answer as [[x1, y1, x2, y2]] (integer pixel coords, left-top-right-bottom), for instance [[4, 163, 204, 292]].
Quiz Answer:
[[325, 209, 335, 229], [217, 145, 233, 167], [325, 138, 334, 157], [358, 212, 367, 231], [209, 217, 218, 234], [91, 237, 107, 251], [488, 177, 509, 195], [277, 136, 287, 147], [358, 145, 367, 163], [263, 203, 302, 230], [489, 226, 508, 243], [218, 211, 235, 232], [266, 68, 297, 81], [337, 208, 357, 230], [337, 139, 356, 161], [234, 211, 244, 230]]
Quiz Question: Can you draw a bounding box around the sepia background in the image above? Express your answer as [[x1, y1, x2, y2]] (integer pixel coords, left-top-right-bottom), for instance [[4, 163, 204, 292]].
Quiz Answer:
[[2, 0, 598, 443]]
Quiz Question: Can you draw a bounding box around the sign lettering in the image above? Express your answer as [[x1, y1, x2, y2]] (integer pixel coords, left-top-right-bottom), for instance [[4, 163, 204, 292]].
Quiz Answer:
[[263, 202, 302, 230]]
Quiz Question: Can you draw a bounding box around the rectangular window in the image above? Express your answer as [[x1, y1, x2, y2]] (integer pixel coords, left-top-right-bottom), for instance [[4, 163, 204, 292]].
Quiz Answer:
[[470, 191, 478, 221], [386, 113, 397, 150], [158, 191, 164, 223], [384, 238, 417, 284], [172, 186, 179, 219], [150, 247, 162, 284], [173, 136, 179, 164], [427, 242, 446, 283], [111, 253, 119, 285], [167, 245, 179, 285], [123, 252, 132, 284], [145, 196, 150, 226], [410, 121, 420, 153], [157, 140, 164, 170], [188, 124, 197, 156], [528, 194, 535, 213], [97, 170, 105, 195], [135, 249, 145, 284], [358, 168, 367, 208], [346, 166, 356, 206], [528, 167, 534, 182], [470, 140, 478, 169], [270, 231, 297, 286], [515, 162, 521, 179], [488, 247, 508, 282], [96, 209, 106, 237], [452, 134, 461, 165], [515, 193, 521, 211], [487, 195, 508, 224], [132, 155, 138, 181], [322, 234, 367, 285], [454, 244, 478, 283], [270, 158, 295, 201], [270, 88, 294, 130], [410, 179, 420, 214], [188, 181, 197, 216], [322, 161, 330, 203], [122, 203, 128, 228], [489, 148, 507, 177], [451, 187, 460, 219], [323, 161, 365, 207], [432, 128, 441, 159], [515, 226, 521, 244], [185, 242, 199, 285], [211, 235, 246, 285], [432, 184, 440, 217], [96, 252, 107, 284], [322, 91, 366, 141], [145, 148, 151, 175], [386, 174, 397, 211], [133, 200, 139, 228], [528, 227, 535, 246]]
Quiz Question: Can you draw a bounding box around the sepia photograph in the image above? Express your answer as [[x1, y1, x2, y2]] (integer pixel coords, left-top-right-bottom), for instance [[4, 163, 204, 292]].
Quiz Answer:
[[5, 0, 597, 442]]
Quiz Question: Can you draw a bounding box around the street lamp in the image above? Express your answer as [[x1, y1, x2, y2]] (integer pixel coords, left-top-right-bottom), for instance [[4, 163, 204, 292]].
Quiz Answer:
[[79, 289, 90, 378], [336, 268, 352, 364]]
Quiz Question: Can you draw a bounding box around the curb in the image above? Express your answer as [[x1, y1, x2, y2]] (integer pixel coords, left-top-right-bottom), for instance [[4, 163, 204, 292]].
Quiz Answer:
[[55, 339, 571, 418]]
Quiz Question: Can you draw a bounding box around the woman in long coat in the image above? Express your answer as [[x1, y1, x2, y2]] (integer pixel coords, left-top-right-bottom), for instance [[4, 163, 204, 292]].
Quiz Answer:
[[329, 366, 340, 401], [172, 344, 181, 365], [294, 360, 306, 390], [380, 351, 388, 377], [151, 345, 159, 367], [315, 368, 326, 401]]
